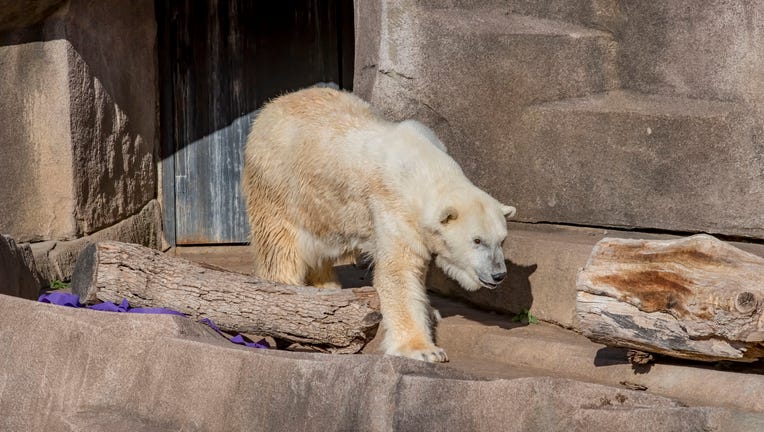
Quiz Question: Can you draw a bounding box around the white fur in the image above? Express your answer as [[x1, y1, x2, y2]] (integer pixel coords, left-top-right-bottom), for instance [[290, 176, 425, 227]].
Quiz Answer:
[[242, 87, 515, 362]]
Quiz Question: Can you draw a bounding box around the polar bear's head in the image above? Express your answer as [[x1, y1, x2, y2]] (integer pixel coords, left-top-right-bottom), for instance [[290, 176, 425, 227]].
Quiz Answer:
[[427, 191, 516, 292]]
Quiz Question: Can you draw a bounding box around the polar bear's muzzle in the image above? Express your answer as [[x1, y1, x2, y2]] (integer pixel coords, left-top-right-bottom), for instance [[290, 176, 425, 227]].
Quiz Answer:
[[475, 251, 508, 290], [479, 271, 507, 289]]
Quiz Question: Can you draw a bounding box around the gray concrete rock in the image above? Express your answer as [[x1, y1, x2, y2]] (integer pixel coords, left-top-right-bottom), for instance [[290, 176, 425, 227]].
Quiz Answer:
[[0, 293, 753, 431], [430, 295, 764, 414], [0, 0, 66, 32], [30, 199, 162, 284], [0, 236, 45, 299], [355, 0, 764, 240], [64, 0, 158, 235], [618, 0, 764, 106], [0, 40, 77, 242], [0, 0, 157, 242], [513, 91, 764, 239]]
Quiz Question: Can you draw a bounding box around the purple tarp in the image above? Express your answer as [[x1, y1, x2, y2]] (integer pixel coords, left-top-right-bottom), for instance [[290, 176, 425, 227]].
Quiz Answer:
[[39, 292, 269, 349]]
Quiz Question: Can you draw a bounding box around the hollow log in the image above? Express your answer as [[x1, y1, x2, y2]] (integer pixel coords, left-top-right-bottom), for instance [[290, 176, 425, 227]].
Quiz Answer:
[[576, 234, 764, 362], [71, 241, 381, 353]]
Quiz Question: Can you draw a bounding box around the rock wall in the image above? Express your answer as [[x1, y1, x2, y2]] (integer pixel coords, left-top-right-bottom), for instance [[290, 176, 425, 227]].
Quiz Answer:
[[0, 0, 158, 243], [1, 294, 757, 431], [355, 0, 764, 240]]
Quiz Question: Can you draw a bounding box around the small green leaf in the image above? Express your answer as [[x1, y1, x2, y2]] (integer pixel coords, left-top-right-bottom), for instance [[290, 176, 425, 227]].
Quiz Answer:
[[50, 280, 71, 289], [512, 308, 539, 325]]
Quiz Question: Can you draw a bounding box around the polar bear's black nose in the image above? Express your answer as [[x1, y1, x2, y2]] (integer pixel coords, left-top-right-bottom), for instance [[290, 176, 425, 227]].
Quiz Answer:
[[491, 272, 506, 283]]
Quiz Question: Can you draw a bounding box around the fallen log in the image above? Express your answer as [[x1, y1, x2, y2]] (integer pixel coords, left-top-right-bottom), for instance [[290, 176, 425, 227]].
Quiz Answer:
[[71, 241, 381, 353], [576, 234, 764, 362]]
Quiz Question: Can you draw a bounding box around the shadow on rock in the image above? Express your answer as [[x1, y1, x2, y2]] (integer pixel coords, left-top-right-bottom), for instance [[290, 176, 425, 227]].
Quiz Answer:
[[428, 260, 538, 328]]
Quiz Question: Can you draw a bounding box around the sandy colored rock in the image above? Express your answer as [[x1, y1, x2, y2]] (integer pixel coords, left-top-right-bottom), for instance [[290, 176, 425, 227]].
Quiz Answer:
[[355, 0, 764, 240], [0, 0, 157, 242], [0, 235, 45, 299], [0, 40, 76, 242], [0, 293, 756, 431], [30, 199, 162, 284]]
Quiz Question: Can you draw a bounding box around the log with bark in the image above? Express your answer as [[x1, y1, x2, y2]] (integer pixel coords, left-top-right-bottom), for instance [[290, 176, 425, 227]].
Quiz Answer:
[[71, 241, 381, 353], [576, 234, 764, 362]]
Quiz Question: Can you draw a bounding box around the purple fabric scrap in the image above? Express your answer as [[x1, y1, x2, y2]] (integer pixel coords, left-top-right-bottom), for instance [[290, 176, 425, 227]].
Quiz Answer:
[[38, 292, 81, 308], [200, 318, 270, 349], [38, 292, 269, 349]]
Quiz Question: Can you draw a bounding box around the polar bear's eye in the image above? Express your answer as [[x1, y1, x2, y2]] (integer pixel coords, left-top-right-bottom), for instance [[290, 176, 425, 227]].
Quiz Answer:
[[473, 238, 482, 245]]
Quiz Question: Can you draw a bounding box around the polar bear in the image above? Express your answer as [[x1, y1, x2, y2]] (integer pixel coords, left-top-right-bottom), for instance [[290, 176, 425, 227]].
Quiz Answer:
[[242, 87, 516, 362]]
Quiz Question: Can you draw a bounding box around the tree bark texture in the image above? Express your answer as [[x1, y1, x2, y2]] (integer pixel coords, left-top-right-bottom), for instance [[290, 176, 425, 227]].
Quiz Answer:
[[576, 234, 764, 362], [71, 241, 381, 353]]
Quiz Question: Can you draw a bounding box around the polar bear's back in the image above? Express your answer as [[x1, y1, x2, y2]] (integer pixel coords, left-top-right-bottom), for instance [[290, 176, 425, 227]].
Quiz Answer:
[[248, 87, 378, 154], [243, 88, 387, 251], [244, 87, 463, 205]]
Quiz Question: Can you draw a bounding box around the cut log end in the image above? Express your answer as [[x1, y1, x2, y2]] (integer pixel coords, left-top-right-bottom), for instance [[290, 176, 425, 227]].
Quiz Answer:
[[735, 291, 757, 314], [577, 235, 764, 363]]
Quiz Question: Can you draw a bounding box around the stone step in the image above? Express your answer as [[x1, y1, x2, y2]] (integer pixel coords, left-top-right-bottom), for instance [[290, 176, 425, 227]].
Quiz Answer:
[[4, 293, 753, 431], [503, 90, 763, 239], [414, 0, 620, 30], [616, 1, 761, 103], [428, 294, 764, 414], [359, 5, 621, 201], [414, 8, 619, 105]]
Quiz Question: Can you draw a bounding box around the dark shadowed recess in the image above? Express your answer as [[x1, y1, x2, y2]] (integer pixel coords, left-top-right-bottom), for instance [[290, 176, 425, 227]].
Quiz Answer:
[[157, 0, 355, 245]]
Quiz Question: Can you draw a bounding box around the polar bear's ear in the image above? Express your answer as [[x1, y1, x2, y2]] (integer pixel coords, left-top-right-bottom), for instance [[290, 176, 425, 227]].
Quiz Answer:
[[439, 206, 459, 225], [501, 205, 517, 219]]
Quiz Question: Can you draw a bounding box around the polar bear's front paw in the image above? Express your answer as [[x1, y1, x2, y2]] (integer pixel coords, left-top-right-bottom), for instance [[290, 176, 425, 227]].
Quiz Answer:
[[389, 345, 449, 363]]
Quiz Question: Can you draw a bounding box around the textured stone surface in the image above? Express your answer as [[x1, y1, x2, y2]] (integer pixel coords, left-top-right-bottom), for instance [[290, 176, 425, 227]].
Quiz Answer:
[[0, 293, 754, 431], [617, 0, 764, 106], [513, 91, 764, 238], [355, 0, 764, 240], [428, 222, 764, 329], [355, 1, 618, 201], [0, 0, 66, 32], [63, 0, 157, 235], [428, 296, 764, 414], [0, 0, 157, 241], [30, 199, 162, 284], [0, 41, 76, 242], [414, 0, 624, 31], [0, 236, 45, 299]]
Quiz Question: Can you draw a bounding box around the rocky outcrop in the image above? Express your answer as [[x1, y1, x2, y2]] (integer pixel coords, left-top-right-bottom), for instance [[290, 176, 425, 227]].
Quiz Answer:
[[0, 236, 45, 299], [355, 0, 764, 240], [0, 0, 157, 242], [0, 293, 758, 431]]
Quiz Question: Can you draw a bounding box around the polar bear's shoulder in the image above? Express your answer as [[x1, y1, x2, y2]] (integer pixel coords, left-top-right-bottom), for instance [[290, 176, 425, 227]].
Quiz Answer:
[[396, 120, 448, 154], [268, 87, 376, 126]]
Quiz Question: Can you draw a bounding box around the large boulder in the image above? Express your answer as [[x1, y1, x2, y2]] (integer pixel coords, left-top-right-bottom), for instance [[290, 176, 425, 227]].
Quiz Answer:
[[0, 236, 45, 299], [0, 0, 157, 242], [355, 0, 764, 240], [0, 293, 757, 431]]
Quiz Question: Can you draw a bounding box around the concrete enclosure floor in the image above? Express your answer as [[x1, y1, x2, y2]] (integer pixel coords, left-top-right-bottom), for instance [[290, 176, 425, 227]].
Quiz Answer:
[[171, 244, 764, 414]]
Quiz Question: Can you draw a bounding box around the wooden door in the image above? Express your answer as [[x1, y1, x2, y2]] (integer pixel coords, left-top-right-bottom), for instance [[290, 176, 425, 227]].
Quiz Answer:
[[159, 0, 354, 245]]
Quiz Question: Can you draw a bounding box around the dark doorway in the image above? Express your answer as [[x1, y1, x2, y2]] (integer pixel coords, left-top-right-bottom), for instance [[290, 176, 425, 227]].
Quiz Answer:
[[158, 0, 354, 245]]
